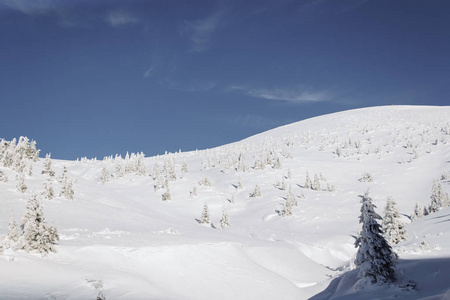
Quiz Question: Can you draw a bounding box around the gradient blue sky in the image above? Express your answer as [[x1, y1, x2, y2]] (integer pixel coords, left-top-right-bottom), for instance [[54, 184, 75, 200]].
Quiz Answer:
[[1, 0, 449, 160]]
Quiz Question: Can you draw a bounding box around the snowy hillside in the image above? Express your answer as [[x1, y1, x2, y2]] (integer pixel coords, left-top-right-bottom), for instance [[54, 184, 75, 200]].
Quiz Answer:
[[1, 105, 450, 299]]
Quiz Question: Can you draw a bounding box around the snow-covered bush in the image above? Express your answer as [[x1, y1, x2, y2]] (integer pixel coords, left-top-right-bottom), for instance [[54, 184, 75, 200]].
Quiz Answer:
[[358, 172, 373, 182], [250, 184, 261, 198]]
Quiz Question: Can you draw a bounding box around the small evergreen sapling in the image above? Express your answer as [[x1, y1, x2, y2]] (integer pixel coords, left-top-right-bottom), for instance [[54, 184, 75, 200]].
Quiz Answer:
[[219, 206, 231, 229], [250, 184, 261, 197], [199, 203, 210, 224], [304, 171, 312, 189]]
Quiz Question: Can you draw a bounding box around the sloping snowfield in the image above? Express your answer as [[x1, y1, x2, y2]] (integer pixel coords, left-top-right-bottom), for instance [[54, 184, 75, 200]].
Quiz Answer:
[[1, 105, 449, 299]]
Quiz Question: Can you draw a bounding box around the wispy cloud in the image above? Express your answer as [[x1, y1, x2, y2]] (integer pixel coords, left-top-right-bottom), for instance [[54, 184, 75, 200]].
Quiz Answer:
[[0, 0, 57, 15], [106, 10, 139, 27], [230, 85, 328, 103], [158, 78, 217, 92], [181, 11, 224, 53], [143, 67, 154, 79]]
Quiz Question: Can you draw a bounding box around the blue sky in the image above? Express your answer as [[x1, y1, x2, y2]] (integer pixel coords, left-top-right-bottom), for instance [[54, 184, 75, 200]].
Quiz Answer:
[[1, 0, 449, 160]]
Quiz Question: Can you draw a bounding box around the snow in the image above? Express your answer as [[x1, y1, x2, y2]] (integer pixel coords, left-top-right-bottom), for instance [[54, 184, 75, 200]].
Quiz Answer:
[[1, 105, 450, 299]]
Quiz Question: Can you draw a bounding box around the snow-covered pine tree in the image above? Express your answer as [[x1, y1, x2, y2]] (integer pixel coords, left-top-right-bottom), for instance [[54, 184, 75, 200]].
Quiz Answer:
[[429, 180, 448, 213], [237, 177, 243, 190], [16, 172, 27, 193], [100, 167, 111, 184], [411, 202, 424, 221], [190, 186, 197, 198], [42, 176, 54, 200], [181, 161, 188, 173], [60, 178, 74, 200], [162, 185, 171, 201], [20, 194, 59, 255], [7, 210, 20, 249], [382, 196, 407, 245], [230, 193, 235, 204], [304, 171, 312, 189], [42, 153, 55, 176], [313, 174, 321, 191], [354, 191, 397, 285], [136, 152, 146, 175], [219, 206, 231, 229], [199, 203, 210, 224], [0, 170, 7, 182], [199, 176, 213, 186], [287, 185, 297, 206], [250, 184, 261, 197], [278, 198, 293, 217]]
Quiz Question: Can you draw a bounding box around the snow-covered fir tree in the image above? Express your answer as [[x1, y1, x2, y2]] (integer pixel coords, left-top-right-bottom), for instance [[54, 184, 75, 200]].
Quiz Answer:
[[42, 153, 55, 176], [287, 185, 297, 206], [57, 166, 68, 184], [382, 196, 407, 245], [198, 203, 210, 224], [60, 178, 74, 200], [429, 180, 449, 213], [136, 152, 146, 175], [304, 171, 312, 189], [199, 176, 213, 186], [20, 194, 59, 255], [42, 176, 54, 200], [181, 161, 188, 173], [359, 172, 374, 182], [7, 210, 20, 249], [190, 186, 197, 198], [354, 191, 397, 285], [219, 206, 231, 229], [411, 202, 424, 221], [0, 170, 7, 182], [230, 193, 235, 204], [250, 184, 261, 197], [16, 172, 27, 193], [100, 167, 111, 184], [278, 198, 293, 217], [313, 174, 321, 191], [162, 185, 171, 201]]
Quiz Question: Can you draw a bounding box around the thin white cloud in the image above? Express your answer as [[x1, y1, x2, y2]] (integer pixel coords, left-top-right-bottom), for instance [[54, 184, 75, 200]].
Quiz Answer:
[[158, 78, 217, 92], [230, 86, 328, 103], [106, 10, 139, 27], [181, 11, 223, 52], [0, 0, 57, 15], [143, 67, 154, 79]]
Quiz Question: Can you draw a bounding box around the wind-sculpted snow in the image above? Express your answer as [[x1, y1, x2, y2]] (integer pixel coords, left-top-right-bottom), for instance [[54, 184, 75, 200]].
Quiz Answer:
[[0, 105, 449, 299]]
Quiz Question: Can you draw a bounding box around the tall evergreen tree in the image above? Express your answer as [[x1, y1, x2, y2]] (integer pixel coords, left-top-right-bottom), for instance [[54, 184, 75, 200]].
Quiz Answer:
[[354, 191, 397, 284]]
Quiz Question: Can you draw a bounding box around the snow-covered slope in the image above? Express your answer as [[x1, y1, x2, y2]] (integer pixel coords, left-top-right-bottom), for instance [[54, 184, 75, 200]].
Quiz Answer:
[[1, 105, 449, 299]]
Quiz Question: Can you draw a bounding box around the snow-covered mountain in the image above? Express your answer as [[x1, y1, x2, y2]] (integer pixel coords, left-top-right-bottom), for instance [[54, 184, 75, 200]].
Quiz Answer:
[[1, 105, 449, 299]]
